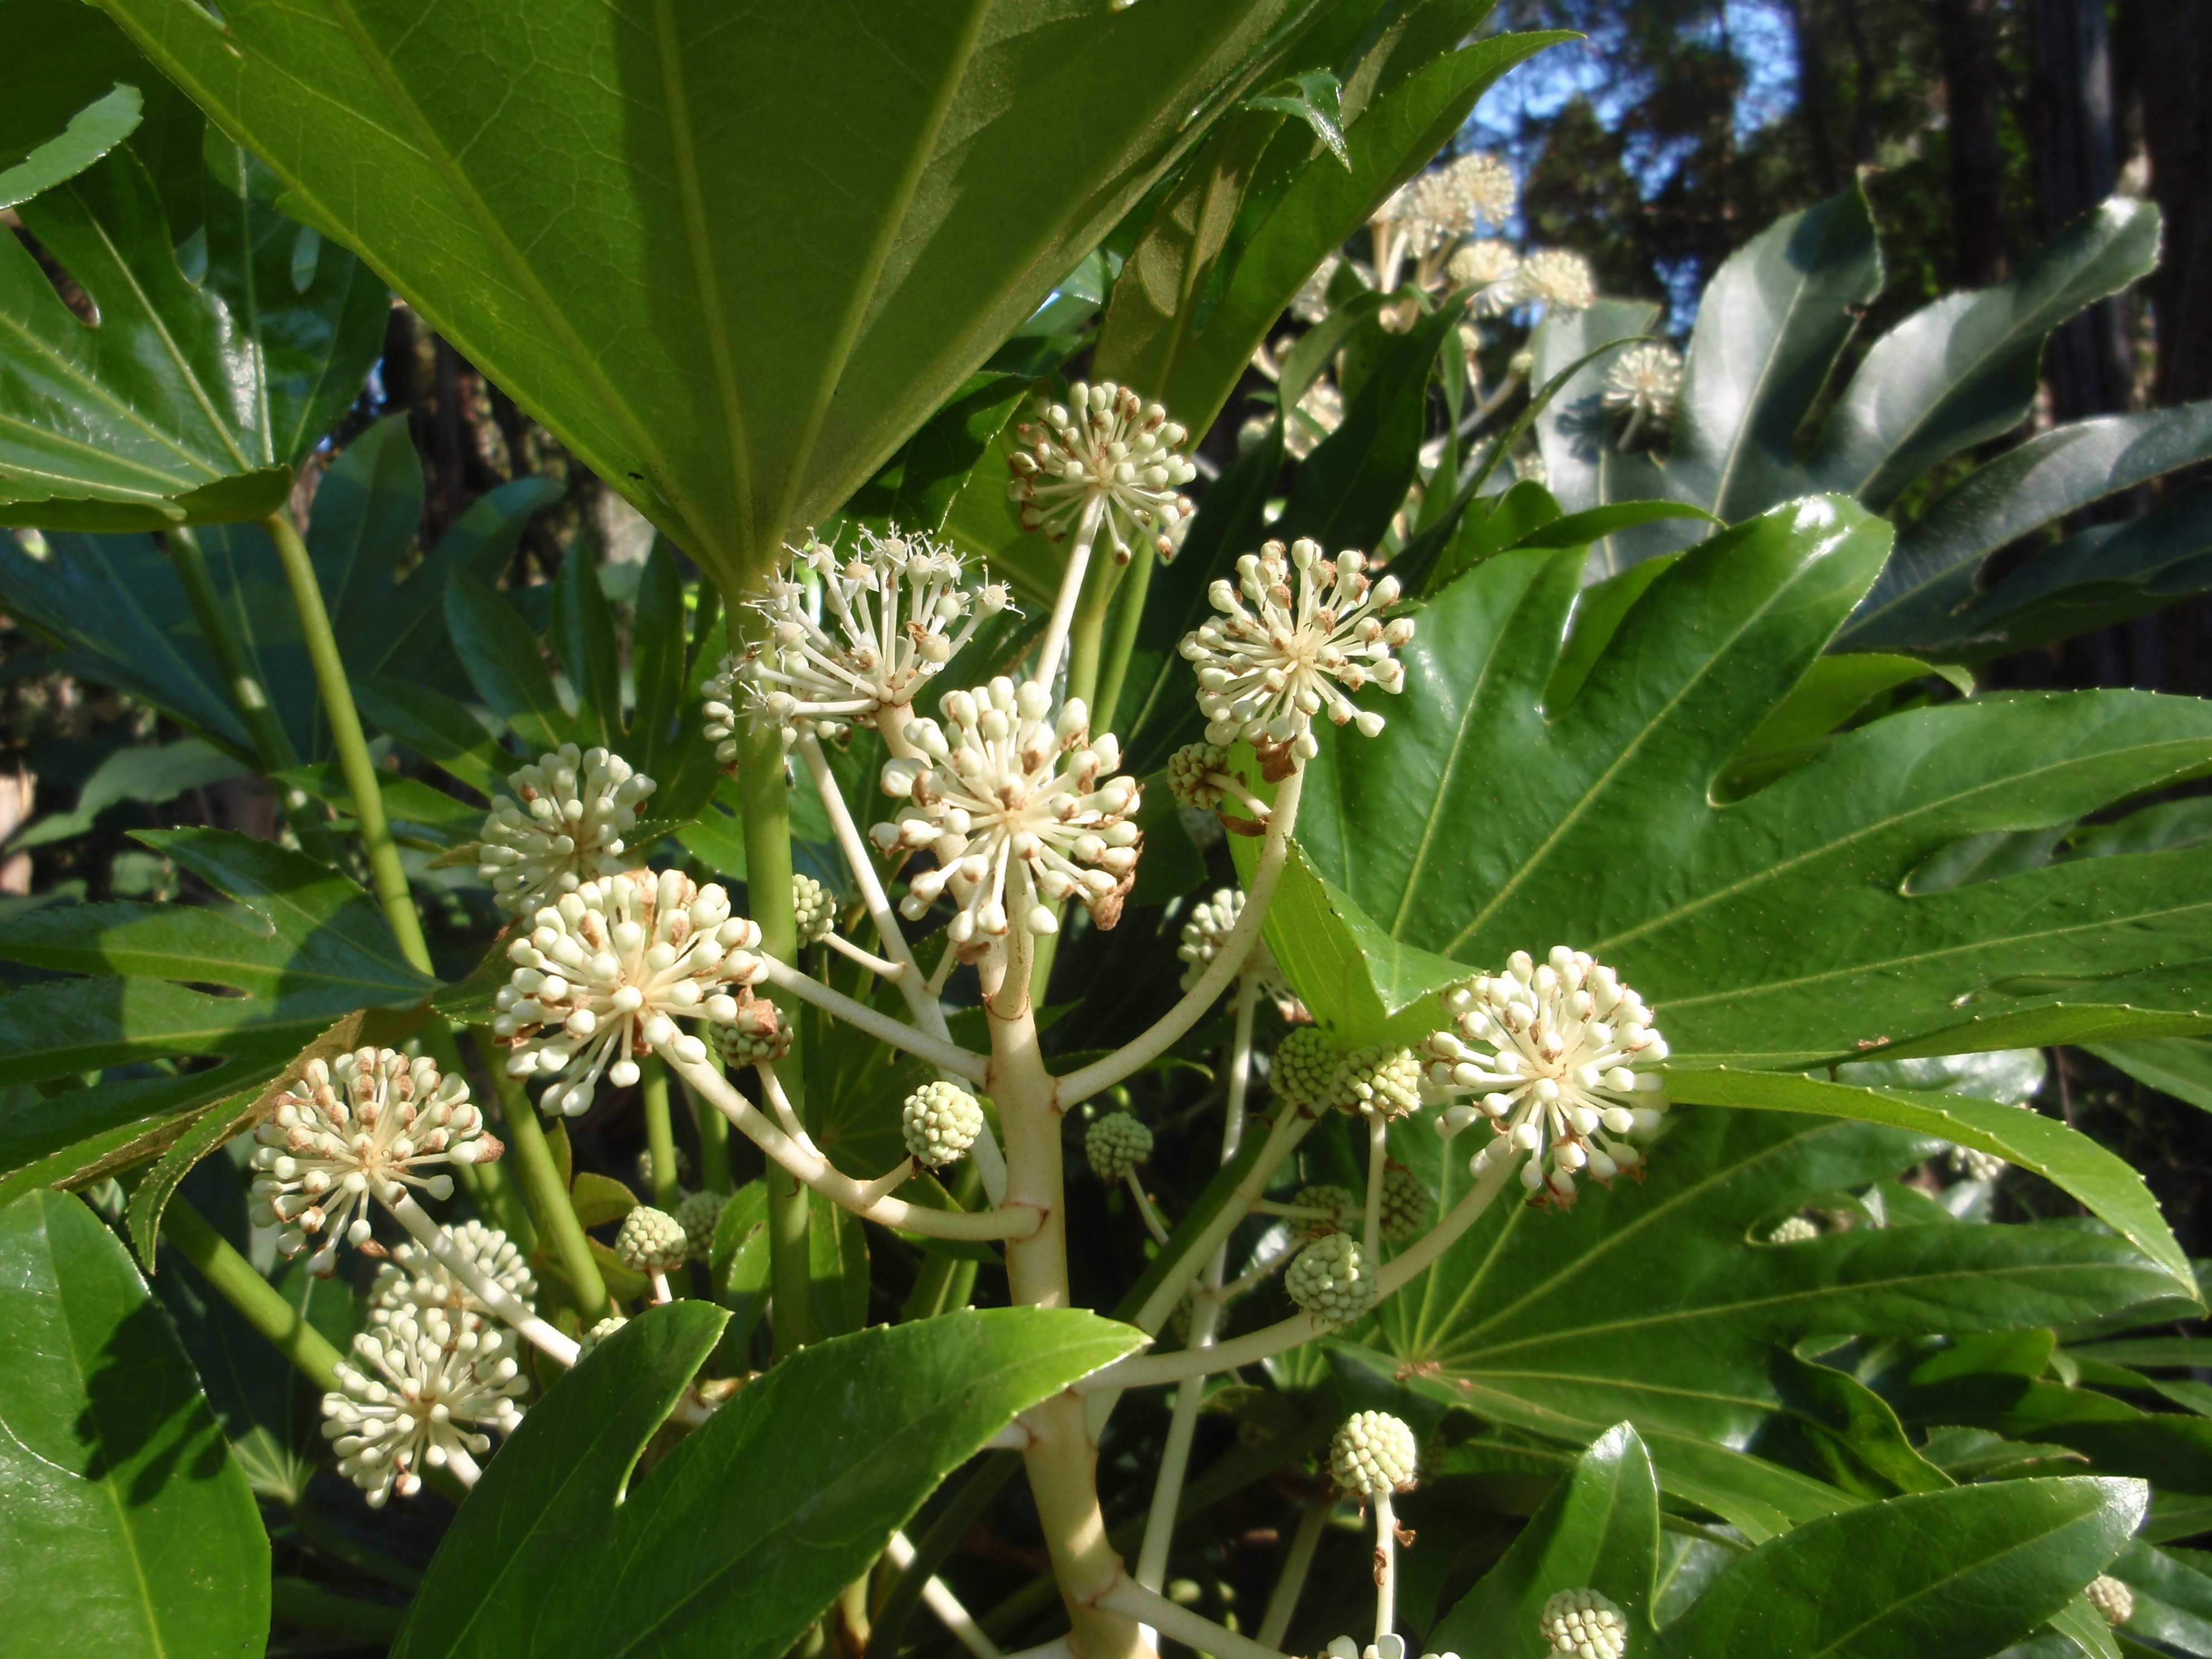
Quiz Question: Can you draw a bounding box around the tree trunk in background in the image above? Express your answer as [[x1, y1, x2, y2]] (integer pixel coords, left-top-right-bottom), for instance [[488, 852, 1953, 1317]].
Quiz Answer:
[[2129, 0, 2212, 411], [2033, 0, 2132, 419], [1785, 0, 1843, 198], [1936, 0, 2011, 284]]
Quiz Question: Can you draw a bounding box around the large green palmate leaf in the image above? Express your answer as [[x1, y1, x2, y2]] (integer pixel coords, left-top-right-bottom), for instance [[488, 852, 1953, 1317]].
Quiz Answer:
[[1343, 1109, 2179, 1488], [1277, 497, 2212, 1069], [0, 1190, 269, 1658], [0, 416, 556, 764], [0, 832, 433, 1196], [395, 1306, 1142, 1658], [99, 0, 1330, 590], [0, 136, 386, 528], [1662, 1477, 2143, 1659]]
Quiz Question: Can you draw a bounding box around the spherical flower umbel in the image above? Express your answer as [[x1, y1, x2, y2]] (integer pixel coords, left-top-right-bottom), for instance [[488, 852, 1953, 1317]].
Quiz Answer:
[[494, 869, 768, 1118], [322, 1307, 525, 1507], [578, 1314, 628, 1359], [2086, 1574, 2135, 1627], [1177, 887, 1303, 1020], [1273, 1027, 1347, 1113], [1602, 343, 1684, 428], [1086, 1111, 1153, 1183], [1427, 948, 1670, 1205], [872, 678, 1142, 946], [1513, 249, 1597, 312], [711, 989, 792, 1067], [1336, 1045, 1423, 1119], [1330, 1409, 1419, 1497], [1167, 741, 1231, 811], [1376, 152, 1516, 260], [615, 1206, 688, 1274], [477, 745, 656, 916], [1293, 1183, 1358, 1238], [1539, 1589, 1627, 1659], [1286, 1231, 1377, 1325], [368, 1221, 536, 1324], [1380, 1165, 1429, 1245], [676, 1190, 729, 1260], [1181, 537, 1412, 765], [904, 1080, 986, 1168], [792, 872, 838, 945], [1448, 240, 1522, 312], [250, 1049, 501, 1275], [1767, 1215, 1820, 1245], [1008, 381, 1199, 564], [714, 525, 1012, 754]]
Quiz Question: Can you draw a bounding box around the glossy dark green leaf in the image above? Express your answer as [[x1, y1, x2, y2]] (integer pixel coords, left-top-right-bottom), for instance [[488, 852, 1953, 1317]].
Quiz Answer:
[[355, 678, 512, 797], [396, 1307, 1142, 1659], [1430, 1423, 1661, 1659], [1839, 402, 2212, 654], [841, 371, 1031, 542], [0, 828, 434, 1083], [1757, 1349, 1952, 1500], [7, 737, 246, 850], [2091, 1037, 2212, 1114], [1662, 1477, 2143, 1659], [1360, 1108, 2178, 1467], [1811, 198, 2161, 511], [1718, 652, 1966, 799], [0, 1190, 269, 1656], [1663, 1069, 2192, 1292], [554, 537, 623, 747], [448, 572, 570, 755], [1506, 500, 1720, 551], [1286, 496, 2212, 1069], [709, 1178, 771, 1351], [102, 0, 1325, 591], [2111, 1541, 2212, 1655], [0, 84, 143, 211]]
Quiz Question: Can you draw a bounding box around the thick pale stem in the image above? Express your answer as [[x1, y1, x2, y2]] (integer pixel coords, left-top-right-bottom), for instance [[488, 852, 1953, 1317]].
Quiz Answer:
[[761, 957, 989, 1082], [1126, 1172, 1171, 1246], [676, 1053, 1039, 1242], [1133, 1293, 1222, 1593], [642, 1054, 682, 1210], [263, 510, 429, 972], [1374, 1493, 1399, 1644], [1365, 1114, 1388, 1261], [1034, 493, 1106, 691], [1256, 1496, 1332, 1650], [823, 932, 905, 978], [1222, 1239, 1300, 1300], [1224, 977, 1258, 1158], [387, 1193, 581, 1366], [483, 1056, 609, 1322], [1057, 769, 1303, 1107], [1096, 1578, 1287, 1659], [162, 1196, 343, 1390], [1064, 538, 1126, 719], [691, 1057, 734, 1194], [795, 732, 1006, 1201]]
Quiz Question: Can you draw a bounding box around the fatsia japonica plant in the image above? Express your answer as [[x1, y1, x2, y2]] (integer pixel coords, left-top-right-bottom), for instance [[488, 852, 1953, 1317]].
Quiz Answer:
[[6, 3, 2212, 1659]]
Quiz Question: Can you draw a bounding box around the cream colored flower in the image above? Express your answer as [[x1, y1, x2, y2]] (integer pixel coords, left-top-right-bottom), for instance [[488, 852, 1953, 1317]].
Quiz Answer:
[[477, 745, 655, 915], [1008, 381, 1197, 564]]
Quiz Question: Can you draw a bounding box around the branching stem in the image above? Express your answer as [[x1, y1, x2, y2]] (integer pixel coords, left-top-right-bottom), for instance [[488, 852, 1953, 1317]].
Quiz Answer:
[[1256, 1496, 1333, 1650], [760, 957, 989, 1083], [386, 1193, 580, 1366]]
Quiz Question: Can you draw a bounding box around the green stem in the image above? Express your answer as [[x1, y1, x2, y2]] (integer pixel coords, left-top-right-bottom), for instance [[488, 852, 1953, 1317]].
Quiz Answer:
[[1064, 551, 1126, 718], [1092, 547, 1155, 738], [270, 1578, 405, 1645], [166, 526, 339, 858], [262, 510, 430, 973], [736, 688, 816, 1354], [485, 1059, 609, 1322], [642, 1054, 682, 1210], [871, 1451, 1023, 1655], [161, 1196, 343, 1390], [452, 1027, 535, 1253]]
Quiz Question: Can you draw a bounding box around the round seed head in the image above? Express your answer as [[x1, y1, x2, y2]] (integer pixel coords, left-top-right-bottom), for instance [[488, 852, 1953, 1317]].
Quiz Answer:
[[1166, 741, 1231, 811], [615, 1205, 688, 1273], [1086, 1111, 1154, 1183], [792, 872, 838, 945], [676, 1190, 730, 1260], [1380, 1166, 1429, 1245], [710, 987, 792, 1066], [1273, 1027, 1347, 1112], [1330, 1409, 1419, 1496], [1337, 1045, 1423, 1119], [904, 1080, 986, 1167], [1539, 1589, 1626, 1659], [1293, 1183, 1359, 1239], [1286, 1231, 1377, 1326], [2086, 1574, 2135, 1627], [636, 1144, 691, 1192]]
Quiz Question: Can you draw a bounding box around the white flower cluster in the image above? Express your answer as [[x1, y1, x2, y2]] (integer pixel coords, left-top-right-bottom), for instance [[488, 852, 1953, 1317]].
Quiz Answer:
[[1330, 1410, 1419, 1497], [1514, 249, 1597, 312], [712, 526, 1013, 756], [1767, 1215, 1820, 1245], [1427, 948, 1669, 1205], [2087, 1574, 2135, 1627], [1325, 1639, 1456, 1659], [1085, 1110, 1153, 1183], [250, 1049, 499, 1274], [1539, 1589, 1628, 1659], [1176, 887, 1304, 1019], [1448, 240, 1522, 313], [1008, 381, 1197, 564], [477, 745, 656, 915], [903, 1080, 986, 1168], [1377, 151, 1519, 258], [368, 1221, 535, 1325], [1602, 343, 1684, 426], [1181, 538, 1411, 764], [494, 869, 767, 1117], [873, 678, 1142, 945], [1286, 1231, 1377, 1325], [322, 1306, 525, 1506], [1340, 1045, 1423, 1119]]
